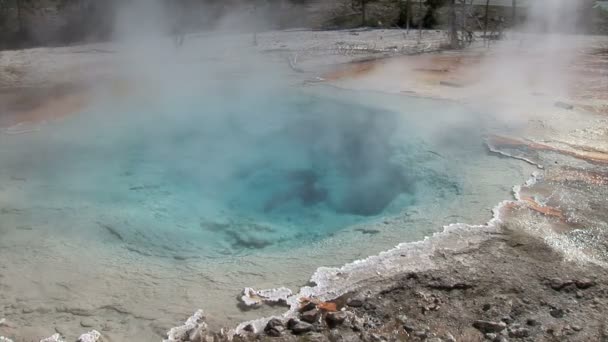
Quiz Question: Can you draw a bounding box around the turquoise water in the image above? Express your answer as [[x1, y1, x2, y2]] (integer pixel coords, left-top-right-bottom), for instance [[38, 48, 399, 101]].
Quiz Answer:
[[0, 91, 458, 258]]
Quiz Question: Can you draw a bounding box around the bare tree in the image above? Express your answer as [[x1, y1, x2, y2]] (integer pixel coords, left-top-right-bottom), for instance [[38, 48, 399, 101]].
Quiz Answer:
[[448, 0, 459, 48], [15, 0, 35, 40], [361, 0, 367, 26], [418, 0, 423, 42], [406, 0, 412, 32], [484, 0, 490, 46]]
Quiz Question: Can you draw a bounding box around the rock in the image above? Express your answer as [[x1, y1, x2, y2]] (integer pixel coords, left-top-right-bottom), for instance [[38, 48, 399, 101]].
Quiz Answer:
[[501, 316, 514, 325], [445, 333, 456, 342], [403, 323, 416, 333], [549, 308, 564, 318], [572, 325, 582, 331], [549, 278, 573, 291], [326, 311, 347, 327], [266, 318, 284, 329], [346, 299, 363, 308], [473, 320, 507, 333], [287, 319, 298, 330], [575, 279, 595, 289], [303, 332, 326, 342], [485, 333, 498, 340], [412, 330, 428, 339], [526, 319, 538, 326], [554, 101, 574, 110], [428, 338, 443, 342], [508, 327, 530, 338], [290, 321, 314, 335], [0, 337, 14, 342], [396, 315, 408, 324], [482, 303, 492, 311], [493, 336, 509, 342], [350, 316, 364, 332], [363, 302, 377, 310], [301, 309, 320, 323], [299, 301, 317, 312], [265, 318, 285, 337], [80, 319, 96, 328], [575, 291, 584, 299], [76, 330, 101, 342], [265, 326, 284, 337], [243, 324, 254, 332]]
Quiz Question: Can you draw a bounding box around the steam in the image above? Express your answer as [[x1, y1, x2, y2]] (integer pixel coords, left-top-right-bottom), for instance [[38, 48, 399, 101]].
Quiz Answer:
[[474, 0, 586, 119]]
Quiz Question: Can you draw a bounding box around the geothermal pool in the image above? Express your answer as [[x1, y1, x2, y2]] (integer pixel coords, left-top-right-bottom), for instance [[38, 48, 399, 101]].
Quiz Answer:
[[0, 86, 532, 340]]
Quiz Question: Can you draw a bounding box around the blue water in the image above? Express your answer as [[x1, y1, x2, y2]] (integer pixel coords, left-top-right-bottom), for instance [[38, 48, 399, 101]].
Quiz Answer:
[[0, 90, 458, 257]]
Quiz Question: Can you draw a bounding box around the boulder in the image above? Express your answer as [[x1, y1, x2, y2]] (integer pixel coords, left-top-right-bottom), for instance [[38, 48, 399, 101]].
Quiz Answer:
[[290, 321, 314, 335], [264, 318, 285, 337], [301, 309, 320, 323]]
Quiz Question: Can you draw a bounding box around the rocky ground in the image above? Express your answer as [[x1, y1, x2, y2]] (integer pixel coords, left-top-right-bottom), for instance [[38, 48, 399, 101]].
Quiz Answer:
[[228, 227, 608, 342]]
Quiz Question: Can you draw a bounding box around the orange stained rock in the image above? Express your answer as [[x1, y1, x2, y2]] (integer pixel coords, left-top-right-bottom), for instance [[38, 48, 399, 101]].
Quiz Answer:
[[520, 195, 565, 220], [488, 135, 608, 165], [299, 297, 339, 312]]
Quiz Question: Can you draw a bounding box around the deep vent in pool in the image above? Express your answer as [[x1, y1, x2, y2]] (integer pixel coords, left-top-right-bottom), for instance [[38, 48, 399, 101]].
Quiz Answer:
[[1, 92, 461, 255]]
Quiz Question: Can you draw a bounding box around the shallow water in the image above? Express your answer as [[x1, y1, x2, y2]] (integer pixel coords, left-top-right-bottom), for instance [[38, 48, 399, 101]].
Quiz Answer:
[[0, 85, 532, 341]]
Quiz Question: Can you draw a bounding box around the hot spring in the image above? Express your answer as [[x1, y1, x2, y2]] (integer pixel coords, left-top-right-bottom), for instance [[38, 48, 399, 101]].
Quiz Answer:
[[0, 82, 532, 340]]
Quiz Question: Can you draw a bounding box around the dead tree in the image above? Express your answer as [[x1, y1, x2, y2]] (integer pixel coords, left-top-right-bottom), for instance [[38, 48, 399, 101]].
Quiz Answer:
[[484, 0, 490, 46], [361, 0, 367, 26], [418, 0, 423, 42], [448, 0, 459, 48], [406, 0, 412, 32]]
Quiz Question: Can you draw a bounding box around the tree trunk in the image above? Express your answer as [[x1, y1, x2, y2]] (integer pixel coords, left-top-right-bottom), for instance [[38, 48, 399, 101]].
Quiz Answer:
[[449, 0, 459, 48], [361, 0, 366, 26], [406, 0, 411, 32], [418, 0, 422, 42], [16, 0, 23, 33], [484, 0, 490, 46]]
